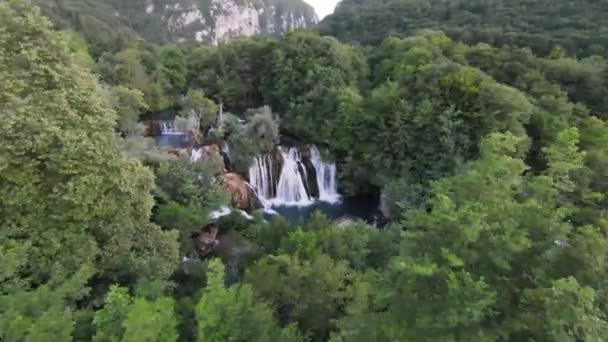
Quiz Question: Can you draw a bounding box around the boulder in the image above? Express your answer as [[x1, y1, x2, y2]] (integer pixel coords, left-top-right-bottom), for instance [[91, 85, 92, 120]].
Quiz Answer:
[[191, 225, 220, 257], [220, 173, 263, 211]]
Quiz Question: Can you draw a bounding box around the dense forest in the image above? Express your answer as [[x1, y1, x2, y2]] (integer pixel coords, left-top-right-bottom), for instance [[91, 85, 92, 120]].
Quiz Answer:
[[321, 0, 608, 58], [3, 0, 608, 341]]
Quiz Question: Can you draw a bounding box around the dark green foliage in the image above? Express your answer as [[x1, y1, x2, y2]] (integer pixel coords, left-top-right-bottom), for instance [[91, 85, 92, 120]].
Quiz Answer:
[[197, 259, 307, 342], [225, 106, 280, 174], [321, 0, 608, 58], [153, 158, 229, 254], [262, 31, 367, 142], [245, 254, 355, 341]]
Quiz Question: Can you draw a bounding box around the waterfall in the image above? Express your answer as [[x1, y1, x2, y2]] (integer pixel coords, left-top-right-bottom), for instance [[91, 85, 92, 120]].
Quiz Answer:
[[248, 145, 340, 207], [249, 155, 274, 199], [222, 141, 230, 157], [274, 149, 312, 205], [310, 146, 340, 203], [159, 120, 184, 135], [191, 148, 203, 163]]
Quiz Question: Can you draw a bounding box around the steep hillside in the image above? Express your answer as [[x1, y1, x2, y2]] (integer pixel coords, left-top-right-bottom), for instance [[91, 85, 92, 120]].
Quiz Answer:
[[36, 0, 318, 45], [320, 0, 608, 57]]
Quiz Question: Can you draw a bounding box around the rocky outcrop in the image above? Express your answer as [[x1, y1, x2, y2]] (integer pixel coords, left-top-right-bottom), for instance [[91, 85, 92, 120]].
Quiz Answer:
[[220, 173, 263, 211], [191, 144, 227, 171], [299, 146, 320, 199], [191, 224, 220, 257], [169, 0, 318, 44], [38, 0, 318, 45]]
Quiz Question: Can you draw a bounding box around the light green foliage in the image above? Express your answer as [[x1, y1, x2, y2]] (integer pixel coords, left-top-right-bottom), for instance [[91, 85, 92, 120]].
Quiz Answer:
[[520, 277, 608, 341], [93, 285, 178, 342], [245, 106, 280, 152], [0, 2, 178, 339], [110, 86, 149, 133], [178, 88, 218, 134], [122, 297, 178, 342], [1, 285, 77, 341], [93, 286, 132, 342], [62, 29, 96, 69], [196, 259, 304, 342]]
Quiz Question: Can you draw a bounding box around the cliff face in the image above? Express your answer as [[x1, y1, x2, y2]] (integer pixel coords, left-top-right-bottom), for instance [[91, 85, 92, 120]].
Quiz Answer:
[[36, 0, 318, 45], [149, 0, 318, 44]]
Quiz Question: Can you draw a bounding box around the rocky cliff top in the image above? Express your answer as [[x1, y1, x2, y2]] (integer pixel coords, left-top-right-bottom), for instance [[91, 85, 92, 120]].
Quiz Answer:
[[36, 0, 318, 45]]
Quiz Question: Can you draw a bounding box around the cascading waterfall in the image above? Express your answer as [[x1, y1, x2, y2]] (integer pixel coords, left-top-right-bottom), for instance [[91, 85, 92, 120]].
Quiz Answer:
[[310, 146, 339, 202], [248, 146, 340, 207], [274, 149, 312, 205], [159, 120, 183, 135], [248, 155, 274, 199]]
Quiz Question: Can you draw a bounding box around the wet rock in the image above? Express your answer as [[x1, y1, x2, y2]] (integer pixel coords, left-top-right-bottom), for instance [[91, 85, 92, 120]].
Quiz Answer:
[[220, 173, 263, 211], [298, 146, 319, 199], [191, 224, 220, 257]]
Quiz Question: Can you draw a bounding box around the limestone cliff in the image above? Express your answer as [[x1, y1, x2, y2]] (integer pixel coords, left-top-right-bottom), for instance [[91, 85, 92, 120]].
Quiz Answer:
[[36, 0, 318, 45]]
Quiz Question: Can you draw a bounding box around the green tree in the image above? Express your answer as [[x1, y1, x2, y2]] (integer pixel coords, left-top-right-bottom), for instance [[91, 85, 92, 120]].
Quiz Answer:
[[93, 285, 178, 342], [0, 2, 178, 339], [245, 254, 355, 340], [262, 31, 366, 142], [154, 158, 228, 254], [335, 131, 608, 340], [179, 88, 218, 135], [110, 85, 149, 133], [196, 259, 305, 342]]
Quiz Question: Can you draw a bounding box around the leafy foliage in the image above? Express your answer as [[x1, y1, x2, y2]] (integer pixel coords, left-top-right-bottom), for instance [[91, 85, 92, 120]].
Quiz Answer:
[[0, 1, 178, 339], [321, 0, 608, 58]]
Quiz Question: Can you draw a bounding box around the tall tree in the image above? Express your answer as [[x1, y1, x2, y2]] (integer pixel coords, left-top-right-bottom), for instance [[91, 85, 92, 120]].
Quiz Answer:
[[0, 1, 178, 339], [196, 259, 305, 342]]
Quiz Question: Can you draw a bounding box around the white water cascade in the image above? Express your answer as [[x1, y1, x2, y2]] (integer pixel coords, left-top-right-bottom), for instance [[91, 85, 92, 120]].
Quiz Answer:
[[310, 146, 340, 202], [249, 146, 340, 207], [249, 155, 275, 199], [275, 149, 312, 205], [159, 120, 184, 135]]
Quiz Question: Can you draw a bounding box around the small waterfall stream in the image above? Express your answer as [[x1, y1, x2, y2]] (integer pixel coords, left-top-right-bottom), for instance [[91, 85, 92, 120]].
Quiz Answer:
[[159, 120, 184, 135], [249, 146, 340, 207], [249, 155, 275, 199], [311, 146, 340, 202]]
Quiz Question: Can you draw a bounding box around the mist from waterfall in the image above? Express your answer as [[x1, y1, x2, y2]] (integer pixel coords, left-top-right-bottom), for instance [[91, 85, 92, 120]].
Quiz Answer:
[[249, 146, 340, 207]]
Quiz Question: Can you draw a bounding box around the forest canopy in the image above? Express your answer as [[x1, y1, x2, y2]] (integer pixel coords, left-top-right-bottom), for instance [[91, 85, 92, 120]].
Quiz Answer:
[[3, 0, 608, 341], [320, 0, 608, 58]]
